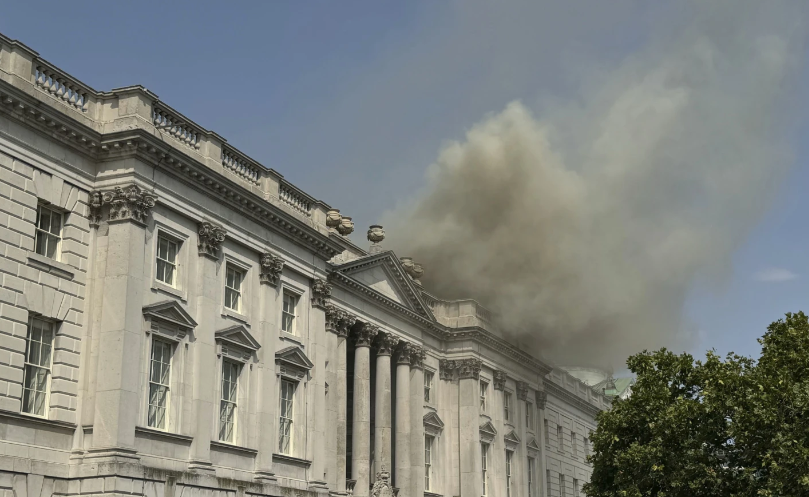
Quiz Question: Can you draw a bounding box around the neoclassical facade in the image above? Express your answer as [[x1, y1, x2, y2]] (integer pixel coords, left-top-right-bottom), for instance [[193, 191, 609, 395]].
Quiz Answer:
[[0, 33, 609, 497]]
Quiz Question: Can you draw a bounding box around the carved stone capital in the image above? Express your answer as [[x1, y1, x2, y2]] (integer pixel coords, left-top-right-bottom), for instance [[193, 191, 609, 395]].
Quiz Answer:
[[88, 190, 104, 228], [536, 390, 547, 410], [259, 252, 284, 286], [439, 359, 456, 381], [346, 479, 356, 496], [325, 304, 340, 334], [493, 370, 507, 391], [457, 358, 482, 380], [410, 345, 426, 369], [337, 312, 357, 339], [311, 278, 332, 309], [198, 222, 227, 259], [89, 185, 157, 227], [396, 342, 413, 365], [517, 381, 529, 401], [375, 332, 399, 356], [354, 322, 378, 348]]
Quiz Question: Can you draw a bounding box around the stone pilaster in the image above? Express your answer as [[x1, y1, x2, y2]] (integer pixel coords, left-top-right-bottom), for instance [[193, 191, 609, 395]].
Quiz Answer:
[[189, 222, 227, 471], [308, 286, 329, 490], [87, 185, 157, 461], [458, 358, 482, 497], [352, 323, 378, 497], [394, 343, 412, 496], [409, 346, 426, 497], [374, 332, 399, 478]]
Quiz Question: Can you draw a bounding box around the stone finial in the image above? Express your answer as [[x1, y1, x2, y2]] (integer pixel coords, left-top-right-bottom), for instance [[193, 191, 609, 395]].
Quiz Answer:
[[410, 345, 426, 369], [326, 209, 342, 229], [411, 262, 424, 286], [198, 221, 227, 259], [396, 342, 413, 365], [457, 358, 482, 380], [259, 252, 284, 286], [400, 257, 415, 276], [493, 370, 507, 391], [536, 390, 547, 410], [355, 322, 379, 347], [375, 332, 399, 356], [101, 185, 157, 226], [311, 278, 332, 309], [516, 381, 529, 401], [337, 216, 354, 236], [439, 359, 456, 381], [368, 225, 385, 254]]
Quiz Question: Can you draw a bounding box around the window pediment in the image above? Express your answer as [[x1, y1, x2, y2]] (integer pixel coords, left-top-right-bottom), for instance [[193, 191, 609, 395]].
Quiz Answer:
[[215, 324, 260, 362], [504, 429, 521, 449], [526, 437, 540, 454], [276, 346, 314, 381], [143, 300, 197, 341], [480, 420, 497, 443], [424, 411, 444, 436]]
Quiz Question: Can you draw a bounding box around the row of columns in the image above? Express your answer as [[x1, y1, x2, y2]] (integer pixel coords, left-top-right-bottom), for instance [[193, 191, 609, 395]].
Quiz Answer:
[[326, 305, 426, 497]]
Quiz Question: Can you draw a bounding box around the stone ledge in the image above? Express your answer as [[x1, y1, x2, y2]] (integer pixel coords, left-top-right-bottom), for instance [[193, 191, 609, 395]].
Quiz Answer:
[[135, 425, 193, 444], [272, 453, 312, 467], [0, 408, 76, 432], [27, 251, 75, 280], [210, 440, 258, 456]]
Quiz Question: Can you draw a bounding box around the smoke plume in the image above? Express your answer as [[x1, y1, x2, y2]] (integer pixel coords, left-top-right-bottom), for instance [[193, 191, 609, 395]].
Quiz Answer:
[[385, 1, 806, 368]]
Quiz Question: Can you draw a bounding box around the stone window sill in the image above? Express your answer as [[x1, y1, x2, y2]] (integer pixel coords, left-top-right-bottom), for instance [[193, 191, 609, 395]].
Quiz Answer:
[[152, 280, 187, 301], [273, 453, 312, 467], [280, 331, 303, 347], [211, 440, 258, 456], [135, 425, 193, 444], [0, 409, 75, 432], [27, 252, 75, 280], [222, 307, 250, 324]]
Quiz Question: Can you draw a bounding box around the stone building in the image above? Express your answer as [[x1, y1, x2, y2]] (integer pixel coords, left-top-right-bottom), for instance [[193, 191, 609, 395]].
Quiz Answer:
[[0, 33, 609, 497]]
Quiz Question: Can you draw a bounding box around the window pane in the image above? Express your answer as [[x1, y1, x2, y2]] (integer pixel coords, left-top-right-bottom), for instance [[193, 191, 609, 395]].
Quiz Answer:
[[37, 208, 51, 231], [49, 211, 62, 235]]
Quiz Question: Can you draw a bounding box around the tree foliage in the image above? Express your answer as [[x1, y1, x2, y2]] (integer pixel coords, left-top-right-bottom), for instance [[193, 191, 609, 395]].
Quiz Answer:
[[584, 312, 809, 497]]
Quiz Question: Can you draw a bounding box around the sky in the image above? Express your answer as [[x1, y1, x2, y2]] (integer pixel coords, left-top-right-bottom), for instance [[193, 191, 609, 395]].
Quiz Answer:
[[3, 1, 808, 369]]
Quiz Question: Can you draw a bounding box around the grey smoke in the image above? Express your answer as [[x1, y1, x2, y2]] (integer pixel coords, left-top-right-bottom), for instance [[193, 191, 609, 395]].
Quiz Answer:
[[385, 0, 807, 368]]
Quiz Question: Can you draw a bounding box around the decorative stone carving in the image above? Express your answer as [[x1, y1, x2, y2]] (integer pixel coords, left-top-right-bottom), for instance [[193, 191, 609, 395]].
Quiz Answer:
[[337, 311, 357, 339], [311, 278, 332, 309], [375, 332, 399, 356], [396, 342, 413, 365], [325, 304, 340, 334], [198, 222, 227, 259], [326, 209, 342, 229], [337, 216, 354, 236], [346, 479, 357, 497], [88, 190, 104, 228], [368, 224, 385, 254], [536, 390, 547, 410], [457, 358, 482, 380], [259, 252, 284, 286], [95, 185, 157, 226], [439, 359, 456, 381], [493, 370, 507, 391], [410, 345, 426, 370], [400, 257, 415, 278], [371, 470, 393, 497], [355, 322, 379, 347], [411, 262, 424, 286], [517, 381, 529, 401]]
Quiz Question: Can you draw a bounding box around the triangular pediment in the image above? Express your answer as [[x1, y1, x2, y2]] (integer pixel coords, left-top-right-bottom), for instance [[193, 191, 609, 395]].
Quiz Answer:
[[215, 325, 260, 352], [143, 300, 197, 330], [527, 437, 540, 452], [423, 411, 445, 431], [479, 421, 497, 437], [504, 429, 521, 446], [275, 346, 314, 370], [332, 251, 434, 320]]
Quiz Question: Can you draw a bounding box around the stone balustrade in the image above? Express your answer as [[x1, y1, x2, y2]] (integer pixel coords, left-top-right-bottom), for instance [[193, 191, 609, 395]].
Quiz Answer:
[[279, 181, 313, 217], [153, 106, 203, 151], [34, 64, 91, 113], [222, 145, 261, 185]]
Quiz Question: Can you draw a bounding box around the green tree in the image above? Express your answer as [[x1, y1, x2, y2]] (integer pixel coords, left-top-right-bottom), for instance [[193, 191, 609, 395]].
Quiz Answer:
[[584, 312, 809, 497]]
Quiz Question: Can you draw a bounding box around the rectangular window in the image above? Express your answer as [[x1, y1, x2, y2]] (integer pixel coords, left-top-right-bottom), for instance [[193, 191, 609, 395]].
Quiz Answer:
[[34, 205, 62, 260], [547, 470, 552, 497], [281, 292, 298, 334], [219, 360, 240, 442], [225, 266, 243, 311], [21, 317, 54, 416], [584, 436, 590, 457], [504, 392, 512, 421], [424, 370, 433, 403], [506, 450, 513, 497], [481, 442, 489, 496], [574, 479, 580, 497], [544, 419, 550, 445], [526, 401, 534, 429], [148, 339, 172, 429], [527, 457, 535, 497], [278, 379, 295, 454], [480, 380, 488, 410], [558, 424, 564, 453], [156, 235, 179, 286], [560, 475, 567, 497], [572, 431, 578, 456], [425, 434, 434, 491]]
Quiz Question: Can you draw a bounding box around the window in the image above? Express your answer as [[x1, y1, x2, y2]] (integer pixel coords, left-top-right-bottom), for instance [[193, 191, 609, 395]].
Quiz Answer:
[[547, 470, 552, 497], [505, 450, 513, 497], [424, 370, 433, 403], [481, 442, 489, 496], [21, 317, 54, 416], [425, 434, 434, 491], [156, 235, 179, 286], [225, 266, 244, 311], [544, 419, 550, 444], [560, 475, 567, 497], [278, 379, 295, 454], [34, 205, 61, 260], [572, 431, 578, 456], [148, 339, 172, 429], [219, 360, 240, 442], [526, 401, 534, 430], [504, 392, 512, 421], [527, 457, 536, 497], [480, 380, 488, 410], [584, 436, 590, 457], [574, 479, 580, 497], [281, 292, 298, 334], [557, 425, 564, 453]]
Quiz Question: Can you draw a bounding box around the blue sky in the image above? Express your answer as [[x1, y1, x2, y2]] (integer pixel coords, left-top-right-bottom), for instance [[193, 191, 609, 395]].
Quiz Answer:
[[3, 1, 807, 367]]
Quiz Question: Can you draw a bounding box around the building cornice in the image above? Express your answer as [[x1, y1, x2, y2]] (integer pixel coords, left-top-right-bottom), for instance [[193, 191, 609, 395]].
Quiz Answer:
[[544, 380, 606, 418], [445, 327, 554, 376]]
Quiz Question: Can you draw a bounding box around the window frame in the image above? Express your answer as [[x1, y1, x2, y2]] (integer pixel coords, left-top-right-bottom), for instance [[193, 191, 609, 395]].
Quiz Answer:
[[281, 291, 299, 335], [574, 479, 580, 497], [34, 204, 63, 261], [155, 234, 180, 288], [504, 391, 512, 422], [571, 431, 578, 456], [505, 449, 514, 497], [527, 456, 536, 497], [278, 378, 296, 455], [481, 442, 489, 496], [526, 400, 534, 430], [147, 338, 173, 430], [480, 379, 488, 411], [425, 433, 434, 491], [224, 264, 245, 313], [424, 369, 434, 403], [21, 316, 55, 417], [557, 424, 565, 453], [218, 359, 240, 443]]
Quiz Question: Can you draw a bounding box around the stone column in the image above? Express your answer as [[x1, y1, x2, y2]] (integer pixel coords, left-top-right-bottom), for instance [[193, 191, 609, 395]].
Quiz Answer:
[[308, 279, 332, 490], [89, 185, 156, 460], [374, 332, 399, 478], [409, 347, 426, 497], [333, 308, 356, 494], [394, 343, 412, 496], [254, 252, 284, 481], [189, 221, 227, 471], [458, 358, 482, 497], [352, 323, 378, 497]]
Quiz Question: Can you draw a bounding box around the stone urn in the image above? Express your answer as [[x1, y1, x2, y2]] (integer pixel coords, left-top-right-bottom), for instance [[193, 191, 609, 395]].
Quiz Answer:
[[400, 257, 415, 277], [411, 262, 424, 285], [326, 209, 342, 229], [367, 225, 385, 244], [337, 216, 354, 236]]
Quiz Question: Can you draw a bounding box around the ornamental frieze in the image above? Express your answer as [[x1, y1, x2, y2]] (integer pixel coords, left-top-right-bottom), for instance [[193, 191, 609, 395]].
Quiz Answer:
[[259, 252, 284, 286]]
